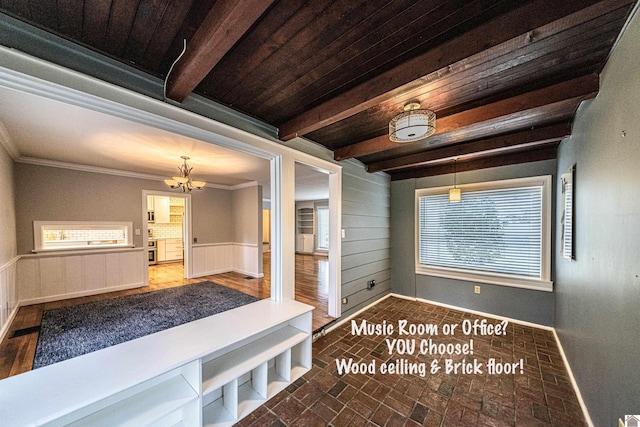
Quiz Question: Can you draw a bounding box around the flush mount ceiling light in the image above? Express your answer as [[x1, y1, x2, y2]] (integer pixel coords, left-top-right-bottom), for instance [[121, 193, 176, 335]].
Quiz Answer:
[[164, 156, 206, 192], [389, 102, 436, 143], [449, 158, 461, 203]]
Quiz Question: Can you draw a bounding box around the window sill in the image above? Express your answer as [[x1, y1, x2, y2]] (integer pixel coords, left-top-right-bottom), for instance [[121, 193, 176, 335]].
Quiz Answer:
[[415, 266, 553, 292], [28, 246, 139, 256]]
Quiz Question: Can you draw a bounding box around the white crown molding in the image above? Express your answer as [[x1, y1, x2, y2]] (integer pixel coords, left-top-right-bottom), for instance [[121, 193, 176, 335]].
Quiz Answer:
[[15, 156, 246, 190], [230, 180, 259, 190], [0, 121, 20, 159]]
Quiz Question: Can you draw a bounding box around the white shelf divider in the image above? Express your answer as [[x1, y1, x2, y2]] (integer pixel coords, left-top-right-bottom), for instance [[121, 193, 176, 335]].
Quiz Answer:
[[275, 349, 291, 383]]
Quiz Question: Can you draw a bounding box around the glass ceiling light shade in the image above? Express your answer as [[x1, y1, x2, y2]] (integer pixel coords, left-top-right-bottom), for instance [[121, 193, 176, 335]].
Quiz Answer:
[[165, 156, 207, 192], [449, 158, 461, 202], [389, 102, 436, 143]]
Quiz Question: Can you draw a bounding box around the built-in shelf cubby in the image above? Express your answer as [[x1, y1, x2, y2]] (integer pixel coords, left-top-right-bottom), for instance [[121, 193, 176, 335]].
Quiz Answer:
[[201, 323, 311, 426], [296, 204, 317, 254], [0, 300, 313, 427]]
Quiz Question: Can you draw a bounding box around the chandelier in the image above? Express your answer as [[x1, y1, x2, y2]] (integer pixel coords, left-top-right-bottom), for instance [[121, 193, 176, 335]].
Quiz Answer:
[[164, 156, 206, 192], [389, 102, 436, 143]]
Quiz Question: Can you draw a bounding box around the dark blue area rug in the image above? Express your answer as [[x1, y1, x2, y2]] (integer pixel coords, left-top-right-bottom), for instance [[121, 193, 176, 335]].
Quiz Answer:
[[33, 281, 258, 369]]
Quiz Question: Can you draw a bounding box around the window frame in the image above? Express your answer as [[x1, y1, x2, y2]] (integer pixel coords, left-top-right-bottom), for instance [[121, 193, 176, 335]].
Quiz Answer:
[[33, 220, 134, 252], [414, 175, 553, 292], [316, 205, 330, 251]]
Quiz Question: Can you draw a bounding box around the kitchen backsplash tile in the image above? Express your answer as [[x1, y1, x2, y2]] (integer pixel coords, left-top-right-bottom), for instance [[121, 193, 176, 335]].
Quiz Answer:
[[149, 223, 182, 238], [44, 229, 125, 241]]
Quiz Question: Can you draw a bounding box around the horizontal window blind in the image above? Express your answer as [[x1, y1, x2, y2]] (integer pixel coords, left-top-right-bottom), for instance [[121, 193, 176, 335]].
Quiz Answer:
[[418, 186, 543, 278]]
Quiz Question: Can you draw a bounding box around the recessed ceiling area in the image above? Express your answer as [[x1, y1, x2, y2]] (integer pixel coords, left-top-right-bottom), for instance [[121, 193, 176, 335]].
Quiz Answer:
[[295, 162, 329, 201], [0, 86, 271, 188]]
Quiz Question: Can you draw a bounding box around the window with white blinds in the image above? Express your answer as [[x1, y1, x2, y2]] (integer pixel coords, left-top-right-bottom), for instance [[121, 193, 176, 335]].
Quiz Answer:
[[415, 176, 552, 291]]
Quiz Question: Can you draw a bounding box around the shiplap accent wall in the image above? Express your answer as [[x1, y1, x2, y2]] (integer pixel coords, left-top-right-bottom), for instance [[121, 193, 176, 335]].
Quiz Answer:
[[340, 159, 391, 317], [0, 257, 19, 341], [16, 248, 145, 305], [192, 242, 262, 279]]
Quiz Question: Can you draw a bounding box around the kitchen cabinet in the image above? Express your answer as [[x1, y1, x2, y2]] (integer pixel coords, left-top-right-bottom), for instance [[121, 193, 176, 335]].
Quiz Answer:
[[165, 238, 183, 261], [154, 196, 171, 223], [156, 238, 183, 262], [157, 239, 166, 262], [147, 195, 155, 211]]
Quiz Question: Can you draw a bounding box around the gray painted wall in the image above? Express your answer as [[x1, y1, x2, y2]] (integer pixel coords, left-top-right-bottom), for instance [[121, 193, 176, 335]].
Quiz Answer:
[[191, 186, 233, 245], [554, 8, 640, 426], [232, 185, 261, 245], [0, 143, 16, 264], [390, 160, 557, 326], [14, 163, 237, 253], [281, 139, 391, 321]]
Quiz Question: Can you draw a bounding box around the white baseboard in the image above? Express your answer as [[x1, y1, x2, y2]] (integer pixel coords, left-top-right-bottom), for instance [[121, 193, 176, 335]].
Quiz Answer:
[[19, 282, 145, 306], [412, 295, 554, 331], [191, 268, 263, 279], [0, 304, 20, 343], [323, 292, 393, 334], [232, 269, 264, 279], [552, 329, 594, 427], [191, 268, 232, 278]]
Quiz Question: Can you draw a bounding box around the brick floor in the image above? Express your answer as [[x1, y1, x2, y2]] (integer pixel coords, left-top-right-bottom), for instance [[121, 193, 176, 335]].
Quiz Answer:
[[239, 297, 587, 427]]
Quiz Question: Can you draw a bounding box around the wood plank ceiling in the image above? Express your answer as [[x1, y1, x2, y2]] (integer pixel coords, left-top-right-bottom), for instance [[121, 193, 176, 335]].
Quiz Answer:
[[0, 0, 635, 179]]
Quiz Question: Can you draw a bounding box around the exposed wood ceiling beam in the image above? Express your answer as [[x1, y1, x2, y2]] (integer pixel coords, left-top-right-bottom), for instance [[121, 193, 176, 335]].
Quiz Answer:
[[366, 123, 572, 173], [278, 0, 623, 141], [334, 73, 599, 161], [165, 0, 275, 102], [388, 145, 559, 181]]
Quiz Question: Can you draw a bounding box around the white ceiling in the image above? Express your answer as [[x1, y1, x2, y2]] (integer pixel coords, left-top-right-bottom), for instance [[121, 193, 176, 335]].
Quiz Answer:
[[0, 86, 329, 200], [295, 162, 329, 201]]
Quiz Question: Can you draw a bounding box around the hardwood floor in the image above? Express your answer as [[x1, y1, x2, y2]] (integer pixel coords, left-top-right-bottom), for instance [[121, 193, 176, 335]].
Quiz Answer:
[[293, 253, 335, 330], [0, 253, 333, 379]]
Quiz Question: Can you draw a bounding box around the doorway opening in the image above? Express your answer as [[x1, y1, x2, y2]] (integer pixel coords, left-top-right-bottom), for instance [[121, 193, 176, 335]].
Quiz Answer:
[[294, 161, 336, 330], [143, 191, 191, 286]]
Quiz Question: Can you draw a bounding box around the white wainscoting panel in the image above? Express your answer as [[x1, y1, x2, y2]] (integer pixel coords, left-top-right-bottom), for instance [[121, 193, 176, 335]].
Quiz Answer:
[[17, 248, 145, 305], [233, 243, 261, 278], [192, 243, 261, 279], [0, 256, 19, 341]]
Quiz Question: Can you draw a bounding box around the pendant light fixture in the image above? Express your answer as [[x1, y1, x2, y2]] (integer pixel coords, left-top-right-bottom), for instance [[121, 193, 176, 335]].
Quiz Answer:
[[449, 158, 461, 202], [164, 156, 206, 192], [389, 102, 436, 143]]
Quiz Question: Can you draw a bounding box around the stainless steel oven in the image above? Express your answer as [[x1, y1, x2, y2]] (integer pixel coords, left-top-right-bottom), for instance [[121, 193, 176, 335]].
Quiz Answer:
[[148, 239, 158, 265]]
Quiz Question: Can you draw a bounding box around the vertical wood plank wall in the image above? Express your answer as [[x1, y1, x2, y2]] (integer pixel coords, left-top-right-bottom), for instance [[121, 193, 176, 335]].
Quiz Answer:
[[339, 159, 391, 318]]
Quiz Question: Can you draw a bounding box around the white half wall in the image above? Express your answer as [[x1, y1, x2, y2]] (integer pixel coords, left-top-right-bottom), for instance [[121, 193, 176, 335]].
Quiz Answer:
[[192, 242, 262, 279], [0, 257, 19, 341], [16, 248, 145, 305]]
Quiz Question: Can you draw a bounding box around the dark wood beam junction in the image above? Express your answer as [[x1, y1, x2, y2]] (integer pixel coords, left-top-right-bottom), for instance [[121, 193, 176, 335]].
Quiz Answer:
[[388, 145, 560, 181], [278, 0, 626, 141], [165, 0, 275, 102], [334, 73, 599, 161], [366, 123, 572, 173]]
